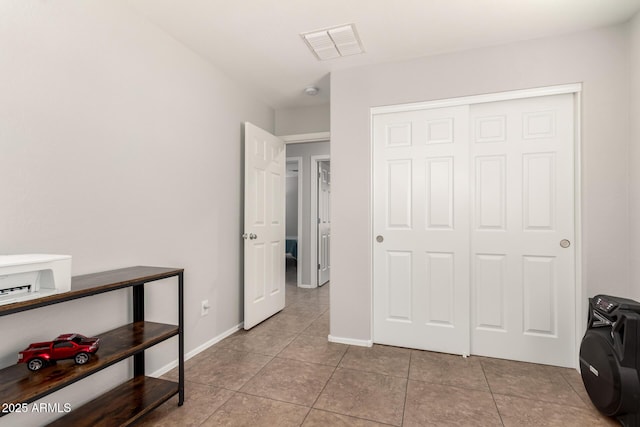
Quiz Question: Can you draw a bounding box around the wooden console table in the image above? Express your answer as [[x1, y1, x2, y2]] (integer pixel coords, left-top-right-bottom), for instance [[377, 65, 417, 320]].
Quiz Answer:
[[0, 266, 184, 426]]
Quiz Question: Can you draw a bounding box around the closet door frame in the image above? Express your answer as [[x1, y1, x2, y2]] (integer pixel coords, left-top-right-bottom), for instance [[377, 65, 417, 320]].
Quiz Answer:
[[370, 83, 583, 367]]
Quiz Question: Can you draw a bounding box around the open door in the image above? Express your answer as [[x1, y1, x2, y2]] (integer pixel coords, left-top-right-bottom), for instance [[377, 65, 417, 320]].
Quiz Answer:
[[317, 160, 331, 286], [243, 122, 285, 329]]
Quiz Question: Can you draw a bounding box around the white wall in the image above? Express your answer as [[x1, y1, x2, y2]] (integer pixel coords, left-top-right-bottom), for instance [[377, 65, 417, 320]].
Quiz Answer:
[[276, 104, 330, 135], [330, 24, 632, 343], [0, 2, 273, 425], [285, 142, 330, 287], [631, 11, 640, 301]]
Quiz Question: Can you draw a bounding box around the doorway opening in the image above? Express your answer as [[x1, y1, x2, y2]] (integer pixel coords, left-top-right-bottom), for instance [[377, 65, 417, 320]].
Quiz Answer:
[[284, 138, 330, 288], [285, 157, 303, 287]]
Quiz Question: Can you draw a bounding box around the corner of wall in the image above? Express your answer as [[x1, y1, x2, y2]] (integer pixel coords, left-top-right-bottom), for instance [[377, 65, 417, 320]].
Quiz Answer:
[[629, 11, 640, 300]]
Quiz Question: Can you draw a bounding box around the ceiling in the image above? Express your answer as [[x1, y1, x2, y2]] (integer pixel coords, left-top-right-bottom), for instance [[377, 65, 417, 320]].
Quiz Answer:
[[126, 0, 640, 109]]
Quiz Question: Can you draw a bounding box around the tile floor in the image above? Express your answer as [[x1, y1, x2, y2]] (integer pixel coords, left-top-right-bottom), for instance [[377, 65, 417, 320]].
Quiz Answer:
[[140, 264, 619, 426]]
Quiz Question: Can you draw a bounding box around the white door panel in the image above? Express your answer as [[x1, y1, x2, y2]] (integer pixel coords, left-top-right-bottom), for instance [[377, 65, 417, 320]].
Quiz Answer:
[[244, 122, 285, 330], [470, 94, 575, 367], [373, 106, 470, 355]]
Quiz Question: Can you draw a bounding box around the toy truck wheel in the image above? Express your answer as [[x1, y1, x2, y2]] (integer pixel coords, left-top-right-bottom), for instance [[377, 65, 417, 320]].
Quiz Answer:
[[74, 352, 90, 365], [27, 358, 45, 371]]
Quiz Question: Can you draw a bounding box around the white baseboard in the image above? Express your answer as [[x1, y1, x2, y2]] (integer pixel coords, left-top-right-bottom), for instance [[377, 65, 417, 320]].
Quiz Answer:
[[328, 334, 373, 347], [149, 322, 243, 378], [298, 283, 316, 289]]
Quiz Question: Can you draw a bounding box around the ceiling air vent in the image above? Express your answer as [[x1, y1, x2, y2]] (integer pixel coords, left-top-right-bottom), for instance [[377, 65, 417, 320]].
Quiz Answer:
[[301, 24, 364, 61]]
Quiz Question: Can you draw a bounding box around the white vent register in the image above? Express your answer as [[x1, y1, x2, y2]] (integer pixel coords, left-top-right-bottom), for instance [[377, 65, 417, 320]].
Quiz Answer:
[[301, 24, 364, 60], [0, 254, 71, 305]]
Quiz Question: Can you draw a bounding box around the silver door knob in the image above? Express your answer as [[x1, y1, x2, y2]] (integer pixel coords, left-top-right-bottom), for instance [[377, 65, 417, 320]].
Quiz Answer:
[[249, 233, 257, 240], [560, 239, 571, 248], [376, 235, 384, 243]]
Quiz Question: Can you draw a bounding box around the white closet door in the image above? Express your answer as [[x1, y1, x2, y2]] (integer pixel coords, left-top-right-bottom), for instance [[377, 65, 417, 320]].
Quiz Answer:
[[469, 94, 575, 367], [373, 106, 470, 355]]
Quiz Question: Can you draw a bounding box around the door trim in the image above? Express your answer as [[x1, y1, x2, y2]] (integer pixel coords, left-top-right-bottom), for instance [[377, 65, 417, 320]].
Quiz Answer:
[[281, 132, 331, 144], [311, 154, 330, 288], [573, 90, 584, 368], [369, 83, 584, 368], [286, 156, 304, 287], [371, 83, 582, 115]]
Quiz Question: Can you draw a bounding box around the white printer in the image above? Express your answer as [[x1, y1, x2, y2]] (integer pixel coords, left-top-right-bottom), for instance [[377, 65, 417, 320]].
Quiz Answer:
[[0, 254, 71, 305]]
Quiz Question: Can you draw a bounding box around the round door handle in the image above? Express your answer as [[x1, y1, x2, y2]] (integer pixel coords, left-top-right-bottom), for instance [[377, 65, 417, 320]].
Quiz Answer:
[[560, 239, 571, 248], [376, 235, 384, 243], [250, 233, 257, 240]]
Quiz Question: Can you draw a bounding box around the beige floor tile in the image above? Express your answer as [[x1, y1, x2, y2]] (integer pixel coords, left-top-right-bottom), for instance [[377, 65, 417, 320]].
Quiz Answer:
[[293, 287, 330, 305], [160, 366, 179, 382], [561, 369, 598, 406], [409, 350, 489, 391], [183, 347, 272, 390], [202, 393, 309, 427], [317, 282, 330, 293], [160, 349, 215, 382], [252, 312, 316, 334], [218, 328, 298, 356], [339, 344, 411, 378], [494, 393, 617, 426], [481, 357, 586, 407], [302, 409, 391, 426], [403, 380, 502, 427], [314, 367, 407, 426], [282, 300, 329, 318], [301, 311, 330, 338], [285, 291, 305, 306], [304, 294, 330, 305], [137, 381, 234, 427], [278, 334, 348, 366], [560, 369, 619, 424], [240, 357, 334, 406]]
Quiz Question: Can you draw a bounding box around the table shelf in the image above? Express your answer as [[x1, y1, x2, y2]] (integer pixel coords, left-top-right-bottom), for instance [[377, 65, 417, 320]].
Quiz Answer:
[[46, 376, 178, 427], [0, 266, 184, 425]]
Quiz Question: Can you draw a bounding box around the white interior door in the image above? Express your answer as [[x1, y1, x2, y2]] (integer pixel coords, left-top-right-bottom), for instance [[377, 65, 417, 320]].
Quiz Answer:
[[318, 161, 331, 286], [373, 106, 470, 355], [470, 94, 575, 367], [243, 122, 285, 330]]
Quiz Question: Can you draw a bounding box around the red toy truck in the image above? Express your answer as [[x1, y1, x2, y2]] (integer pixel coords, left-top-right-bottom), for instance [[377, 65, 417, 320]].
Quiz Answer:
[[17, 333, 100, 371]]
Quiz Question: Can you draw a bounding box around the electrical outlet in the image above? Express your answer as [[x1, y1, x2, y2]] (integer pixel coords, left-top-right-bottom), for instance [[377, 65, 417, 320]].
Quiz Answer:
[[201, 300, 210, 316]]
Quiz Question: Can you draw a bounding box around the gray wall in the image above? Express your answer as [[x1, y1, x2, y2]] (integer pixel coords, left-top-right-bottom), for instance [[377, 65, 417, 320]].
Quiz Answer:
[[276, 104, 330, 135], [286, 175, 299, 237], [330, 23, 633, 343], [0, 2, 273, 424], [631, 12, 640, 301], [285, 141, 330, 287]]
